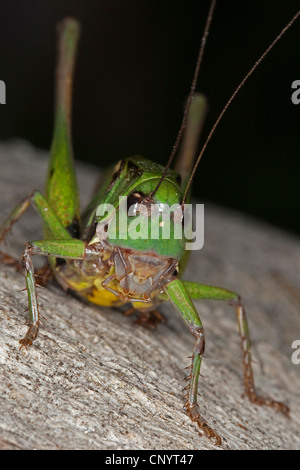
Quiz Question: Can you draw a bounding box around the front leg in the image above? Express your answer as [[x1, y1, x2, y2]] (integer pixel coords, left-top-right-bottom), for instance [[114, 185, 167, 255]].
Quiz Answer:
[[19, 238, 85, 348], [184, 323, 222, 446], [20, 246, 41, 347], [165, 279, 222, 445], [0, 190, 85, 348]]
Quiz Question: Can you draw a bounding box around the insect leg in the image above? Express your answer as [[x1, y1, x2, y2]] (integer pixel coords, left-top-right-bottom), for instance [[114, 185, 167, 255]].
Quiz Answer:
[[0, 194, 32, 243], [0, 190, 83, 348], [0, 190, 73, 244], [0, 189, 71, 271], [20, 238, 85, 348], [46, 18, 81, 230], [183, 281, 289, 415], [0, 193, 34, 268], [165, 278, 222, 445]]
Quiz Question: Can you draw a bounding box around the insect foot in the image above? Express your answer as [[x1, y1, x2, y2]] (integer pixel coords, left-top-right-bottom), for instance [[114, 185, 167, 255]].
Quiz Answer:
[[19, 324, 39, 350], [246, 391, 290, 417], [185, 403, 222, 446]]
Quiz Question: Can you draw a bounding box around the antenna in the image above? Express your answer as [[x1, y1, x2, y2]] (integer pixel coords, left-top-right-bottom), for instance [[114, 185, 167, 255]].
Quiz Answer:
[[149, 0, 217, 199], [182, 10, 300, 204]]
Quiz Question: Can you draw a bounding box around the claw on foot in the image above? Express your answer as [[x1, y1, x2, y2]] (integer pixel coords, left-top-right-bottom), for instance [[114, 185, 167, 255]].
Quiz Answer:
[[247, 392, 290, 416], [186, 404, 222, 446], [19, 324, 39, 350]]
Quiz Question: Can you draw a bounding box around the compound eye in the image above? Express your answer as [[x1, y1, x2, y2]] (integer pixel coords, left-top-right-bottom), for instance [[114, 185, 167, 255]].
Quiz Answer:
[[127, 191, 144, 216]]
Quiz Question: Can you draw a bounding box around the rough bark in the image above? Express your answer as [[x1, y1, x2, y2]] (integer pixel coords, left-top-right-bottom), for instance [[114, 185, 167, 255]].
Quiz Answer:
[[0, 140, 299, 450]]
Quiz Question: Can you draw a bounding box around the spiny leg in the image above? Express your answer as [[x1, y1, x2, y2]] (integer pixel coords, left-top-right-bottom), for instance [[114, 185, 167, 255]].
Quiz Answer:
[[20, 245, 56, 347], [0, 193, 67, 287], [183, 281, 289, 416], [0, 189, 83, 348], [184, 323, 222, 445], [0, 193, 33, 269], [165, 279, 222, 445], [0, 195, 32, 244], [0, 190, 75, 346], [234, 299, 289, 415], [20, 245, 41, 348], [19, 238, 85, 348], [0, 199, 55, 284], [0, 189, 74, 250]]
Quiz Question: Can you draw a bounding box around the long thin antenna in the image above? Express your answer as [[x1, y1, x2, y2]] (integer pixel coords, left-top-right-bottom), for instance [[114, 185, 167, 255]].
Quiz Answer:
[[182, 10, 300, 204], [149, 0, 217, 199]]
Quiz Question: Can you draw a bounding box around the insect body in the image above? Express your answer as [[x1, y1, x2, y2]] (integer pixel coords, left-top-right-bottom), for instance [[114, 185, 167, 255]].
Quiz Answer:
[[0, 7, 295, 445], [54, 155, 184, 310]]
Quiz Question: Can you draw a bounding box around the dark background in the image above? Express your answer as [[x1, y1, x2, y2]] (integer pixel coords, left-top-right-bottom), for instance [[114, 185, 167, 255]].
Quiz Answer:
[[0, 0, 299, 235]]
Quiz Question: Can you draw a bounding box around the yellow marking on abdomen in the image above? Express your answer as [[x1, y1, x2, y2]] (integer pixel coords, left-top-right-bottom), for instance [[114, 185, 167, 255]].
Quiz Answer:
[[87, 287, 124, 307]]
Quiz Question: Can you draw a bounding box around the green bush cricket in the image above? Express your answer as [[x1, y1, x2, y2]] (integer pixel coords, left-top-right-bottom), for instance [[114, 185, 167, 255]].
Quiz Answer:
[[1, 2, 298, 445]]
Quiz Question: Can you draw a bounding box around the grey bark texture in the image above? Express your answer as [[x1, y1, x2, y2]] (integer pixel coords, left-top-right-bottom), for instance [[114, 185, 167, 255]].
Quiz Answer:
[[0, 140, 299, 450]]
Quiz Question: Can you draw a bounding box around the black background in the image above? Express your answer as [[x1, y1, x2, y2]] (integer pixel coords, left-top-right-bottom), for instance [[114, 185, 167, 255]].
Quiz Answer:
[[0, 0, 299, 235]]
